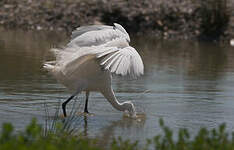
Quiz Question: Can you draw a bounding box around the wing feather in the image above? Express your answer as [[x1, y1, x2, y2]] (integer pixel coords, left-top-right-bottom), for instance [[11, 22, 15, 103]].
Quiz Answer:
[[96, 47, 118, 58], [110, 54, 124, 73], [104, 53, 122, 70], [100, 51, 120, 66], [107, 52, 122, 67], [60, 46, 118, 76], [44, 23, 144, 80], [98, 46, 144, 78], [68, 23, 130, 47], [71, 25, 112, 40]]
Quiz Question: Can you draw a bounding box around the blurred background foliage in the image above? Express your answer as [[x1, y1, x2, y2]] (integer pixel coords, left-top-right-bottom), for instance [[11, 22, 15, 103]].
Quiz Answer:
[[0, 0, 233, 41]]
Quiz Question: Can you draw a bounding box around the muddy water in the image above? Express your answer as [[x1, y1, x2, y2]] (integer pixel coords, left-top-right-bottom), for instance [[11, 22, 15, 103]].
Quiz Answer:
[[1, 28, 234, 143]]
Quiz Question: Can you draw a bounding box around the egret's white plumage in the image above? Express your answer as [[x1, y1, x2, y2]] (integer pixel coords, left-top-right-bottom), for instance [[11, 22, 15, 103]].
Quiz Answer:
[[44, 23, 144, 117], [68, 23, 130, 47]]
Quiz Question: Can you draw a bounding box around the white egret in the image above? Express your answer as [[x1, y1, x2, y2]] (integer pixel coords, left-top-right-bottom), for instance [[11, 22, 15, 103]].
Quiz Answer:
[[43, 23, 144, 117]]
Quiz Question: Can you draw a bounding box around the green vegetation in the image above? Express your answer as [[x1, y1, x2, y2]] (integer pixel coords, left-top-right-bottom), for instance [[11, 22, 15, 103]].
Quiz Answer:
[[1, 118, 234, 150], [0, 118, 100, 150], [150, 119, 234, 150]]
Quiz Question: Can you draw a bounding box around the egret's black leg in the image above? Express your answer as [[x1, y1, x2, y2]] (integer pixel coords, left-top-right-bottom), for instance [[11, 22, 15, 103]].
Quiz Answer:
[[84, 91, 90, 113], [62, 95, 75, 117]]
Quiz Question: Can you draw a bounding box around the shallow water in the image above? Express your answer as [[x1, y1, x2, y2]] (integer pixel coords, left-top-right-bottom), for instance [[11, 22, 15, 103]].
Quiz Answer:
[[1, 28, 234, 143]]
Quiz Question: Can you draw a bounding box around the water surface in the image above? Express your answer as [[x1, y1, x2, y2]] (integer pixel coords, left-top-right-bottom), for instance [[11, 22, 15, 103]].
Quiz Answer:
[[1, 28, 234, 143]]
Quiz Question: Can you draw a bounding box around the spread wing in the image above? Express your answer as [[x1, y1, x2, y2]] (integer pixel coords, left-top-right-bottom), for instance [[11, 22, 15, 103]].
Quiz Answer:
[[50, 44, 144, 78], [70, 25, 112, 40], [97, 45, 144, 78], [45, 23, 144, 78], [68, 23, 130, 47]]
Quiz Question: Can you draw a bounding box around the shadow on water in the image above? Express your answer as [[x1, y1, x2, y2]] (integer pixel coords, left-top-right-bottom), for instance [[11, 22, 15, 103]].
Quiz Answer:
[[1, 28, 234, 143]]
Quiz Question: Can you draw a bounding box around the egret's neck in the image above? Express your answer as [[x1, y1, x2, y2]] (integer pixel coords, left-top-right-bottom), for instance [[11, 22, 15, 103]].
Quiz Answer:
[[101, 88, 129, 112]]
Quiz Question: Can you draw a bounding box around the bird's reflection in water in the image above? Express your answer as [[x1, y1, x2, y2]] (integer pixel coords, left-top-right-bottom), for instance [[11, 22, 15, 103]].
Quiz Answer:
[[83, 116, 88, 137], [80, 113, 146, 147]]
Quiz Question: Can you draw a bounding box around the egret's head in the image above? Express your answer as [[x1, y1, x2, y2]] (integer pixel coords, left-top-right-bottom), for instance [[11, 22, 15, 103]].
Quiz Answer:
[[123, 101, 136, 118]]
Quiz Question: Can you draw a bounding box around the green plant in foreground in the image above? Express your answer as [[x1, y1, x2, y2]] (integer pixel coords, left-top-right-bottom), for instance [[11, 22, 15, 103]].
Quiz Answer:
[[0, 118, 234, 150], [0, 118, 100, 150], [149, 118, 234, 150]]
